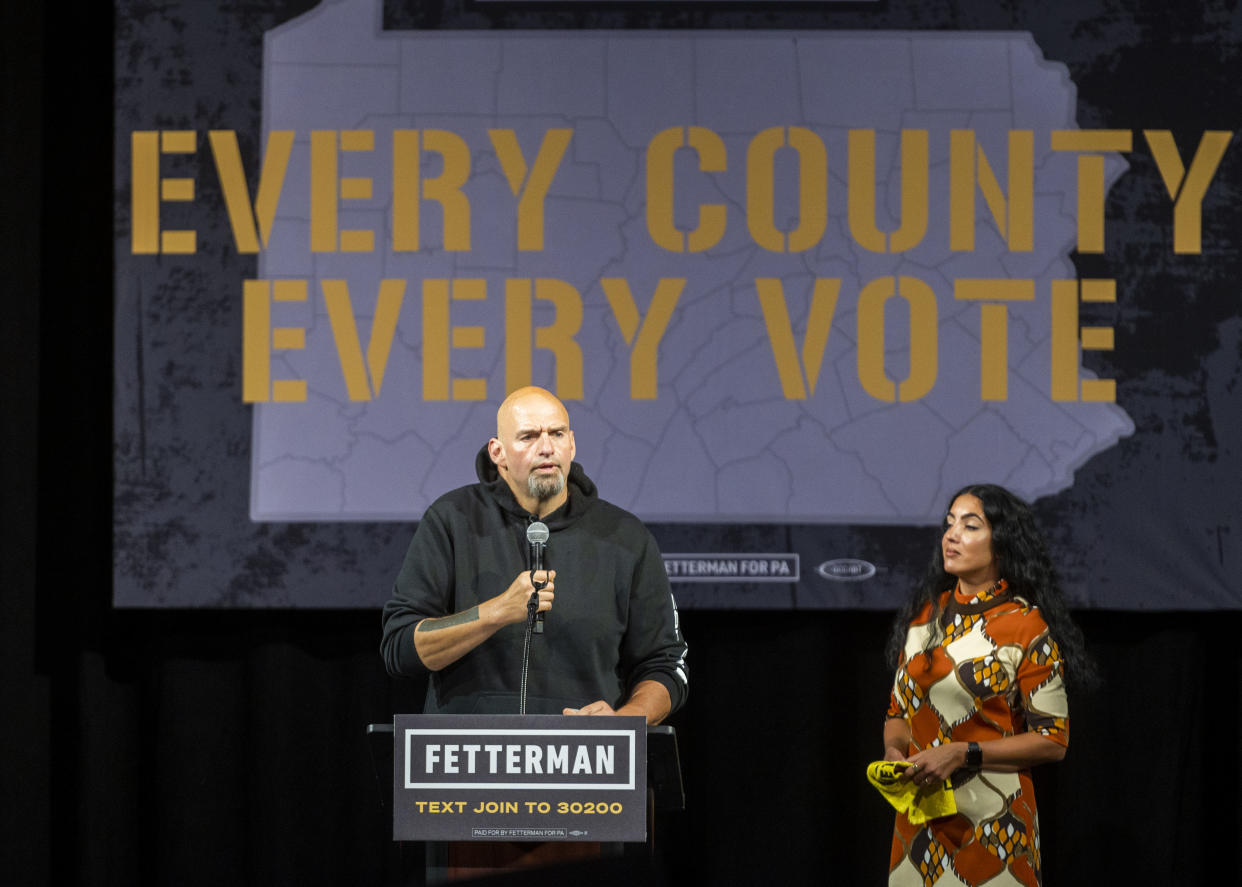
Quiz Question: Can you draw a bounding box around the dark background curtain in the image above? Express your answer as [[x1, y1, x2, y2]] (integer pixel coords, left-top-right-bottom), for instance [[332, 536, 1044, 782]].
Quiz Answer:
[[5, 2, 1240, 885]]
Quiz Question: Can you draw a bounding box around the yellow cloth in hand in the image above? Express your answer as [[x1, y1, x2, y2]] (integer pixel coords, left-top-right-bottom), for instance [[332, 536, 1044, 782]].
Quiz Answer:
[[866, 760, 957, 825]]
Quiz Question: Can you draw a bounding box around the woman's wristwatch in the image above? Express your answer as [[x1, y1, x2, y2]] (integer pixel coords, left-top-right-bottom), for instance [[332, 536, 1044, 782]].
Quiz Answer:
[[965, 741, 983, 771]]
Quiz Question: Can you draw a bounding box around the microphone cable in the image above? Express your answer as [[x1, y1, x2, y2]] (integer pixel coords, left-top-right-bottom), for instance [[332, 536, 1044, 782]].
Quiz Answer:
[[518, 588, 538, 714]]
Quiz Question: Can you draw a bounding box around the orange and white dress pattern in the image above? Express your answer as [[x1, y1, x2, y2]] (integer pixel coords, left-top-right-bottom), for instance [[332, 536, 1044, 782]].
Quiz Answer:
[[886, 582, 1069, 887]]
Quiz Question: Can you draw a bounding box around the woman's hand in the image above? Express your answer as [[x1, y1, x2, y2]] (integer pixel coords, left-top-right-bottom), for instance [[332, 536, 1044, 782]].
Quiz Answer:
[[902, 743, 967, 786]]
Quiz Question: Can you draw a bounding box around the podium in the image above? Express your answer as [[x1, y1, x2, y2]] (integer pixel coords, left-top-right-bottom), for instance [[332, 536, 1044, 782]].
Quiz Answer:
[[368, 717, 683, 883]]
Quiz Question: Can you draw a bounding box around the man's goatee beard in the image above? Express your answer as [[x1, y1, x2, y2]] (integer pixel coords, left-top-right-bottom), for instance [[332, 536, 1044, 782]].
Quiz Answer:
[[528, 469, 565, 501]]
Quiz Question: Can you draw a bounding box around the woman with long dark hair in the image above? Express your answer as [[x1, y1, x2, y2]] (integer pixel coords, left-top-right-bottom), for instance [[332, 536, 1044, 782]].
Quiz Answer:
[[882, 483, 1095, 887]]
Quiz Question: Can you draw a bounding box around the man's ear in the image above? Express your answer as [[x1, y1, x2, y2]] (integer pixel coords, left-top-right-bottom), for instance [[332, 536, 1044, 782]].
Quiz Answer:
[[487, 437, 505, 468]]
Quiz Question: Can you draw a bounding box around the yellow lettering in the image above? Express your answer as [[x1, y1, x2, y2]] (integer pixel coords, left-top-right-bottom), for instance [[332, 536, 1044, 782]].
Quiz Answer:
[[645, 127, 727, 253], [310, 131, 338, 253], [1144, 129, 1233, 255], [423, 130, 472, 251], [392, 130, 420, 251], [755, 278, 841, 399], [949, 130, 1034, 252], [130, 132, 160, 254], [954, 279, 1036, 400], [321, 279, 405, 400], [242, 279, 308, 402], [1050, 130, 1132, 253], [503, 279, 584, 398], [208, 130, 294, 253], [339, 130, 375, 252], [309, 130, 376, 253], [534, 279, 584, 400], [746, 127, 828, 253], [1051, 279, 1116, 402], [848, 130, 929, 253], [856, 276, 937, 401], [489, 128, 573, 251], [601, 278, 684, 399], [504, 279, 533, 394], [422, 279, 487, 401], [394, 129, 473, 252], [130, 130, 197, 254]]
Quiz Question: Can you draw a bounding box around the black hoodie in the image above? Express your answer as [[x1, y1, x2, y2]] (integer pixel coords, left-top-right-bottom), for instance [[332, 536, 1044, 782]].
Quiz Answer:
[[381, 446, 688, 715]]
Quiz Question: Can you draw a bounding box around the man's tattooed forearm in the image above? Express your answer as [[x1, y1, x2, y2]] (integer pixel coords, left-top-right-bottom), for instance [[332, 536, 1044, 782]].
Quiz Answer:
[[416, 607, 480, 632]]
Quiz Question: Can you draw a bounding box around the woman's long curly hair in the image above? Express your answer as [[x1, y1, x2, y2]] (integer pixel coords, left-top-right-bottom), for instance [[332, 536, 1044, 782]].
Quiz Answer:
[[885, 483, 1099, 692]]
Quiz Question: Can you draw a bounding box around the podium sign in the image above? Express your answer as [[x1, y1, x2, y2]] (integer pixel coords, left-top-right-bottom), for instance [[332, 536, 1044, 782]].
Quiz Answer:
[[393, 714, 647, 842]]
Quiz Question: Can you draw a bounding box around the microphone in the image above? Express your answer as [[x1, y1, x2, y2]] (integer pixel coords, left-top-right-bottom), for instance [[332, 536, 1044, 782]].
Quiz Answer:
[[526, 521, 550, 630]]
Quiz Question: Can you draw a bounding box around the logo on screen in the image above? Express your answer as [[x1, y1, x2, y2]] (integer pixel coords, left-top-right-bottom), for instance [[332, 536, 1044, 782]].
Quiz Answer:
[[816, 558, 877, 582]]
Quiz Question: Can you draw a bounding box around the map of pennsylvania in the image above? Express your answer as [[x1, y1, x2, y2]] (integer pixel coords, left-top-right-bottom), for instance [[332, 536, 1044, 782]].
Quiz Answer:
[[251, 0, 1133, 523]]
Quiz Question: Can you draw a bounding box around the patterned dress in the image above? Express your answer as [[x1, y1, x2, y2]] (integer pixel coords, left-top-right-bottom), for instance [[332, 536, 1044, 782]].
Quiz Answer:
[[886, 581, 1069, 887]]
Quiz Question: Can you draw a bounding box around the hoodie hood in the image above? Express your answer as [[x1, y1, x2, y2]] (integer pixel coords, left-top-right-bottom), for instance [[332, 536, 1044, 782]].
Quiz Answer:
[[473, 444, 597, 528]]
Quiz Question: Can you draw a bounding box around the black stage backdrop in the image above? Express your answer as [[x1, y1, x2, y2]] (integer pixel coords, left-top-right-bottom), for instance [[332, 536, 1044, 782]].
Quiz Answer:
[[6, 2, 1241, 886]]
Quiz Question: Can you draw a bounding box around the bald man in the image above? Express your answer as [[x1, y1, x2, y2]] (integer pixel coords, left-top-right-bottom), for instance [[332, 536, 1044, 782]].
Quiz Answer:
[[381, 387, 688, 724]]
